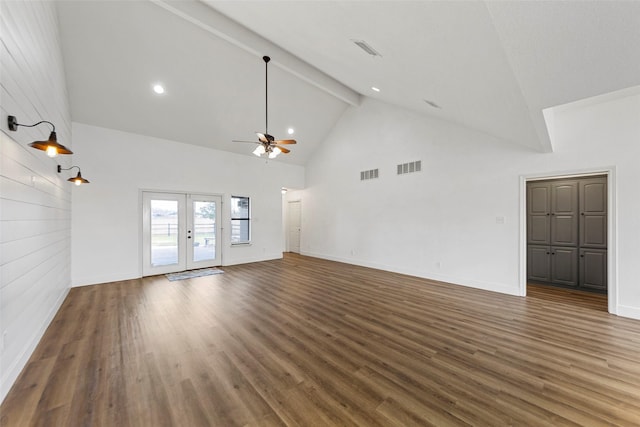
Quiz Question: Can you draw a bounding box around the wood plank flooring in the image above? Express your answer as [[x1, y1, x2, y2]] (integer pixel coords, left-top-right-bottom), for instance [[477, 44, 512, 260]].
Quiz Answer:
[[2, 253, 640, 426]]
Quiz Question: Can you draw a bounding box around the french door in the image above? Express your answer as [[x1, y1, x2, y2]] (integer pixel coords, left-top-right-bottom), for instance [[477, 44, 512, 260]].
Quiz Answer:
[[142, 192, 222, 276]]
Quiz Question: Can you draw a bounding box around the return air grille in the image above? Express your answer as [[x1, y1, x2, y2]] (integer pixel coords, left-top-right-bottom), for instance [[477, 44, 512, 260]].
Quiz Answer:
[[360, 168, 379, 181], [397, 160, 421, 175]]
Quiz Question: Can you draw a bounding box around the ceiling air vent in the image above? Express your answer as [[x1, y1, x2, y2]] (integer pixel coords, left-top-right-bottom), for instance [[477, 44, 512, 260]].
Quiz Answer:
[[352, 39, 382, 57]]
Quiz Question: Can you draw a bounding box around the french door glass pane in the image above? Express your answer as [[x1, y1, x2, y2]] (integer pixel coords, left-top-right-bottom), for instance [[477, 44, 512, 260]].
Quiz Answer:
[[151, 200, 179, 266], [193, 200, 216, 262]]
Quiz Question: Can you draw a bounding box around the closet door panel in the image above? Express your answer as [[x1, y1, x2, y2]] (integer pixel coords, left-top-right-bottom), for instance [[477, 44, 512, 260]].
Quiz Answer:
[[551, 246, 578, 287], [580, 178, 607, 249], [527, 183, 550, 245], [527, 245, 551, 283], [580, 249, 607, 291], [551, 181, 578, 246], [528, 184, 550, 215], [528, 216, 550, 245]]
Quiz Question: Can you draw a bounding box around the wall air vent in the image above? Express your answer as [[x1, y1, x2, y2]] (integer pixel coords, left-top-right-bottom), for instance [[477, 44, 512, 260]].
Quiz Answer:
[[397, 161, 422, 175], [352, 39, 382, 57], [360, 168, 379, 181]]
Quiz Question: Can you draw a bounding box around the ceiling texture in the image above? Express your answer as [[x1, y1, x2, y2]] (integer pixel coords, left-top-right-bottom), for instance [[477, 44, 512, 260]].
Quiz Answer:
[[56, 1, 640, 165]]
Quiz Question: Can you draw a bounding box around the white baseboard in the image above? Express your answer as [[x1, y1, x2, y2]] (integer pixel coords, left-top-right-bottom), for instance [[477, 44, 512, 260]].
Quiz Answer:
[[300, 251, 520, 296], [617, 305, 640, 320], [223, 253, 283, 266], [72, 270, 141, 287]]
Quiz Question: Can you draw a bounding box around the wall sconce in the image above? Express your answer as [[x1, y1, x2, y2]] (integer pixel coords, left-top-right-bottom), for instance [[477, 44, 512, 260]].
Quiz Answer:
[[7, 115, 73, 157], [57, 165, 90, 185]]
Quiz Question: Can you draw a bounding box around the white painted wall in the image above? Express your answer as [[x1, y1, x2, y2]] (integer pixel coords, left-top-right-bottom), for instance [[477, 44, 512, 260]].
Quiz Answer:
[[302, 94, 640, 318], [0, 2, 72, 402], [70, 123, 304, 287]]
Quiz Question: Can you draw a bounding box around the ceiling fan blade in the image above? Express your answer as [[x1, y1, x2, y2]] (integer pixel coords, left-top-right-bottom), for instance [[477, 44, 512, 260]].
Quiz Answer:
[[232, 140, 259, 144], [273, 139, 297, 145], [275, 146, 290, 154], [256, 132, 268, 143]]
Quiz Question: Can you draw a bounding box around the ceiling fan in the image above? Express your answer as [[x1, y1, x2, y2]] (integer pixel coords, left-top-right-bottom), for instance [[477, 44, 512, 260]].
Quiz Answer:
[[233, 55, 296, 159]]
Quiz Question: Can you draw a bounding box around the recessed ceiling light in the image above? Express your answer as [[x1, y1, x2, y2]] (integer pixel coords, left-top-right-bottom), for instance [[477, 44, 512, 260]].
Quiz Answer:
[[287, 128, 295, 135], [153, 84, 165, 94], [371, 87, 380, 92]]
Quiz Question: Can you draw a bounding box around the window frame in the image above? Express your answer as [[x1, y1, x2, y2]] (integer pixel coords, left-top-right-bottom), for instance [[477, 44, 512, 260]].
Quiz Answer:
[[230, 195, 251, 245]]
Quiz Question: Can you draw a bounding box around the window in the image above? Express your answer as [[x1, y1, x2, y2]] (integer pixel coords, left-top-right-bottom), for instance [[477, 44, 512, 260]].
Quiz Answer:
[[230, 196, 250, 244]]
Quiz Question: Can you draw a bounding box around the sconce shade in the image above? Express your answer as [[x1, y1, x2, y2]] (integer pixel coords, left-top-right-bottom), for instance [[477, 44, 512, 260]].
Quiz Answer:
[[29, 132, 73, 157], [68, 171, 90, 185]]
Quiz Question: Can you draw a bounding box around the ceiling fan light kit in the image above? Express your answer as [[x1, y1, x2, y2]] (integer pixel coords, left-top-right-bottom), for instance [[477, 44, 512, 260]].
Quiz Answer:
[[233, 55, 297, 158]]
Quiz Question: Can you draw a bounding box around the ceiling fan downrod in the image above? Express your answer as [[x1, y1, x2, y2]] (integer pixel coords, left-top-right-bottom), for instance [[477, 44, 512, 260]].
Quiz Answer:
[[264, 55, 270, 136]]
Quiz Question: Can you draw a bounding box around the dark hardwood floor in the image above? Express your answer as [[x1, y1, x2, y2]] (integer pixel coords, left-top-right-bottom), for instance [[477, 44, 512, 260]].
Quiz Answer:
[[2, 254, 639, 426]]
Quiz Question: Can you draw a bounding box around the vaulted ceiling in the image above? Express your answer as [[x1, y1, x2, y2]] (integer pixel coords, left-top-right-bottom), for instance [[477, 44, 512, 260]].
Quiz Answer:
[[56, 1, 640, 165]]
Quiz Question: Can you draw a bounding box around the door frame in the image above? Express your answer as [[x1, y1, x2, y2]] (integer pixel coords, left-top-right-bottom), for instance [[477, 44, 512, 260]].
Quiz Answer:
[[519, 167, 617, 314], [139, 189, 225, 277]]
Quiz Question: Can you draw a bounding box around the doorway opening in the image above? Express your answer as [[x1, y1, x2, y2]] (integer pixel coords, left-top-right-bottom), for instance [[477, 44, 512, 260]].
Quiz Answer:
[[142, 191, 222, 276], [521, 169, 616, 314]]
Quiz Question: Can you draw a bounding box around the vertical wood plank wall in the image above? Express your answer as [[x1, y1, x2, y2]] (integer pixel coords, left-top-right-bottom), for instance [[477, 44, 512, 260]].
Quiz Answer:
[[0, 1, 72, 402]]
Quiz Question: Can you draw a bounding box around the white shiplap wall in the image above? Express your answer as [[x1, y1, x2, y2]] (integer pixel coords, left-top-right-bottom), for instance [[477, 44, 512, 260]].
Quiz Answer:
[[0, 1, 72, 402]]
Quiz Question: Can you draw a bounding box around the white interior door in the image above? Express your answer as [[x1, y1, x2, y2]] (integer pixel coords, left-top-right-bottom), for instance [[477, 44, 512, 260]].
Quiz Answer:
[[142, 192, 222, 276], [288, 201, 301, 253]]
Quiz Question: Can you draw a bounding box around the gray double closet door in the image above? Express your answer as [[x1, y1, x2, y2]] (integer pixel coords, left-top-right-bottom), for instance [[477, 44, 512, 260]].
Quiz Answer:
[[527, 176, 607, 293]]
